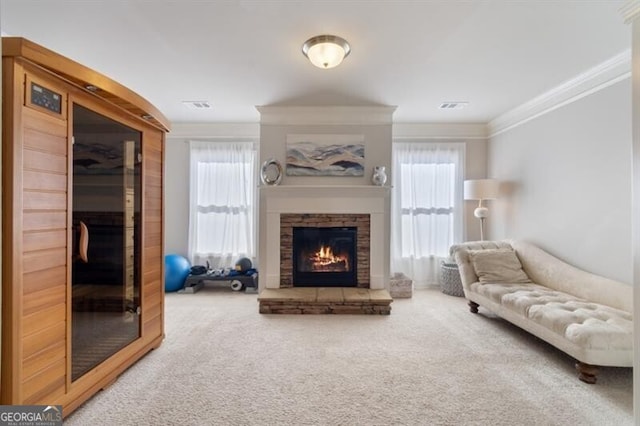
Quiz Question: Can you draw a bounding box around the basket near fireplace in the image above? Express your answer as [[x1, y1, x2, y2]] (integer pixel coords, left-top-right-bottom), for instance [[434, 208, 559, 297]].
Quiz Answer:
[[389, 273, 413, 298]]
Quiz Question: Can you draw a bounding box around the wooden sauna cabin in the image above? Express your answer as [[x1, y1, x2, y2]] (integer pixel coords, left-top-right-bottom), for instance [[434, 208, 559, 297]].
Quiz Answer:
[[1, 37, 168, 416]]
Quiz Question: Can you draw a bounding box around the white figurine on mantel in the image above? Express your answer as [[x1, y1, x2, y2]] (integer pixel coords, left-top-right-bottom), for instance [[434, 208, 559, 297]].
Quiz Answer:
[[372, 166, 387, 186]]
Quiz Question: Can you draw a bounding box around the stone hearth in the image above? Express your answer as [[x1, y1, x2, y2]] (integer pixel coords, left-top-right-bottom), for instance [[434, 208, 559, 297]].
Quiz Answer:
[[258, 287, 392, 315]]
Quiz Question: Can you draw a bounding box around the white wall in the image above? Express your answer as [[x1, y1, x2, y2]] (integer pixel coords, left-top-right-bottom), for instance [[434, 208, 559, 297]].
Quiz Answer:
[[163, 138, 190, 257], [488, 78, 632, 284], [627, 6, 640, 420], [260, 124, 391, 186], [463, 139, 490, 241]]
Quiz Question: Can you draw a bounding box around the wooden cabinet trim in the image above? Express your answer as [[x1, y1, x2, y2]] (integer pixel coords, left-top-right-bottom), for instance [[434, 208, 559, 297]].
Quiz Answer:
[[3, 38, 170, 132], [2, 57, 26, 404]]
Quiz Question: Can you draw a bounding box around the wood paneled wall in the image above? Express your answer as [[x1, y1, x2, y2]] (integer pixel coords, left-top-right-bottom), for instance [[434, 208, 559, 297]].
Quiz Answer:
[[21, 107, 69, 404], [142, 131, 164, 340]]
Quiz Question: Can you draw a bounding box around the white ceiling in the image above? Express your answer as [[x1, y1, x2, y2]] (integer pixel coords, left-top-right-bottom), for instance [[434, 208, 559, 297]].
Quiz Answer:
[[0, 0, 631, 125]]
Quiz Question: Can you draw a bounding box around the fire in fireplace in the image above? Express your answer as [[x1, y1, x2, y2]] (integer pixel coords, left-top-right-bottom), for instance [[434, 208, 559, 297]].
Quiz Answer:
[[292, 227, 357, 287]]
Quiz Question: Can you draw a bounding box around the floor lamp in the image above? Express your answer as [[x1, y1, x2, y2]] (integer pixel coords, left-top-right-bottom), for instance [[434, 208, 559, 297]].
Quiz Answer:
[[464, 179, 499, 241]]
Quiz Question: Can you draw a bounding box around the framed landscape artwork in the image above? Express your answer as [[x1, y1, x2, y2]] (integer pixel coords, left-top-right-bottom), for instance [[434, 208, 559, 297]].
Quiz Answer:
[[286, 134, 365, 176]]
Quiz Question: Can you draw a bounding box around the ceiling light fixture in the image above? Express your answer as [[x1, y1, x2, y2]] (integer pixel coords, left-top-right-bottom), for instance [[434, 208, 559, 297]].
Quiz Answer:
[[302, 35, 350, 69]]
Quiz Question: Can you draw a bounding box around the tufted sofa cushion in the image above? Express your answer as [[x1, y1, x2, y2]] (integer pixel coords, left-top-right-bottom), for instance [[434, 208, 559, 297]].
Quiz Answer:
[[470, 281, 633, 351]]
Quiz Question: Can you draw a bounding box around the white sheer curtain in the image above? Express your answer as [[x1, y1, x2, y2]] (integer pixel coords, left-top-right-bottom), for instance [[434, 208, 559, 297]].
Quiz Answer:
[[391, 142, 464, 287], [188, 141, 257, 269]]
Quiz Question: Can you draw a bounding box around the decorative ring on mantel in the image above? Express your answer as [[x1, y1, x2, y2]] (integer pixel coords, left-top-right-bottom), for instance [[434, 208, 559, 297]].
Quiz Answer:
[[260, 158, 283, 186]]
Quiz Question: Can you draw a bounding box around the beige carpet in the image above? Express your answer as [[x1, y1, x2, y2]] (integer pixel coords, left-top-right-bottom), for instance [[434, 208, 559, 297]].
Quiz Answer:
[[65, 287, 632, 425]]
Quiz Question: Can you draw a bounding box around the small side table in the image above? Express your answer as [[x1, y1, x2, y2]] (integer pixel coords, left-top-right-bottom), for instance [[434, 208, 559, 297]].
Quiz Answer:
[[440, 262, 464, 297]]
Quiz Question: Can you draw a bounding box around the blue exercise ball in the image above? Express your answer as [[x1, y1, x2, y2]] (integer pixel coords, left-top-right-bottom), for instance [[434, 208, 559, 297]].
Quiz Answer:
[[165, 254, 191, 292]]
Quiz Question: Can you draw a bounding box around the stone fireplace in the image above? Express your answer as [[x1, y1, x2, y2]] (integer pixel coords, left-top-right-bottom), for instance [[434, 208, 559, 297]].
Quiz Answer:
[[256, 106, 395, 293], [280, 213, 370, 288], [259, 185, 390, 290]]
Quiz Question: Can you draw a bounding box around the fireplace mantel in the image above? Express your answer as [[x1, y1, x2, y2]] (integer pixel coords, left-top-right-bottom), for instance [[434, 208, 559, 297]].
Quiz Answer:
[[259, 185, 390, 290], [260, 184, 390, 193]]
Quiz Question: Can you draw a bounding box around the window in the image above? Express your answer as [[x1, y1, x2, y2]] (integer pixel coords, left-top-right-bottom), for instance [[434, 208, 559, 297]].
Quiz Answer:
[[188, 141, 257, 268], [391, 142, 464, 286]]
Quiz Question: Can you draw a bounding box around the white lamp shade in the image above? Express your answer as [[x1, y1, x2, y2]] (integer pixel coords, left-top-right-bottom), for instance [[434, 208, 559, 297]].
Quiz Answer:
[[464, 179, 499, 200]]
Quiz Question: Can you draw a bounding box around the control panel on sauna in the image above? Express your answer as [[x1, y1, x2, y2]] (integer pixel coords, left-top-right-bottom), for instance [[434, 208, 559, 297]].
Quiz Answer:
[[30, 82, 62, 114]]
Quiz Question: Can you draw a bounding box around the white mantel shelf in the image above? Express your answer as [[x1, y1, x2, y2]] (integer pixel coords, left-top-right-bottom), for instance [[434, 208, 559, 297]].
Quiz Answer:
[[261, 185, 389, 215], [260, 185, 391, 197]]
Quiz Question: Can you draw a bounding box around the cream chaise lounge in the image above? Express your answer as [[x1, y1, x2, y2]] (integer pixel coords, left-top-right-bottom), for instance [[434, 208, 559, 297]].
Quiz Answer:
[[450, 240, 632, 384]]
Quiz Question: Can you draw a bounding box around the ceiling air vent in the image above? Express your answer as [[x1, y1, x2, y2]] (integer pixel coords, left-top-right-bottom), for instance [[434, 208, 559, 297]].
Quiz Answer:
[[439, 101, 469, 110], [182, 100, 212, 110]]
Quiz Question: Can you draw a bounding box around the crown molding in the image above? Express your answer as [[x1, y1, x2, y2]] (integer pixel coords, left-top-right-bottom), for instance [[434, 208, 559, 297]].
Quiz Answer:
[[393, 123, 488, 140], [167, 122, 259, 140], [621, 0, 640, 23], [256, 105, 397, 125], [488, 50, 631, 137]]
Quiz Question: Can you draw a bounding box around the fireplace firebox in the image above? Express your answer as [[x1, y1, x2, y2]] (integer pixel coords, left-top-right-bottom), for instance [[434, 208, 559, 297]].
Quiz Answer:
[[292, 227, 357, 287]]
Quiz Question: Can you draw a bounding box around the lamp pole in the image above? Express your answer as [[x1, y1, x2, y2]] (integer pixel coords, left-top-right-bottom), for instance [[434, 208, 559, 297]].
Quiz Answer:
[[474, 199, 489, 241]]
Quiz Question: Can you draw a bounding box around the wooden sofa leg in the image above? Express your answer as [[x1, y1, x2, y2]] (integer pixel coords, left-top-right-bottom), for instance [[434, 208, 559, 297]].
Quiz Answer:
[[575, 362, 599, 384], [468, 301, 479, 314]]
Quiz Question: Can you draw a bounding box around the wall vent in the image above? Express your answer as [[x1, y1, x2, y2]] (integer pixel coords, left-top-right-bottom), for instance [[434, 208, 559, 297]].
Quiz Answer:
[[439, 101, 469, 110], [182, 100, 212, 109]]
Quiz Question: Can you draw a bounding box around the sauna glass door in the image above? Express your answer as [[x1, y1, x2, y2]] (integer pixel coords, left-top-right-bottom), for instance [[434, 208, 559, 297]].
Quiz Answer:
[[71, 103, 141, 381]]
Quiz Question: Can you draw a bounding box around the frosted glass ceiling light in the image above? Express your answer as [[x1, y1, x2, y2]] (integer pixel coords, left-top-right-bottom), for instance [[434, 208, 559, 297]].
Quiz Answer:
[[302, 35, 351, 69]]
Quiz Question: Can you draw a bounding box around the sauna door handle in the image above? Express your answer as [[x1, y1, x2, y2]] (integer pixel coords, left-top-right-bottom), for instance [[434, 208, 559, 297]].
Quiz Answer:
[[78, 221, 89, 263]]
